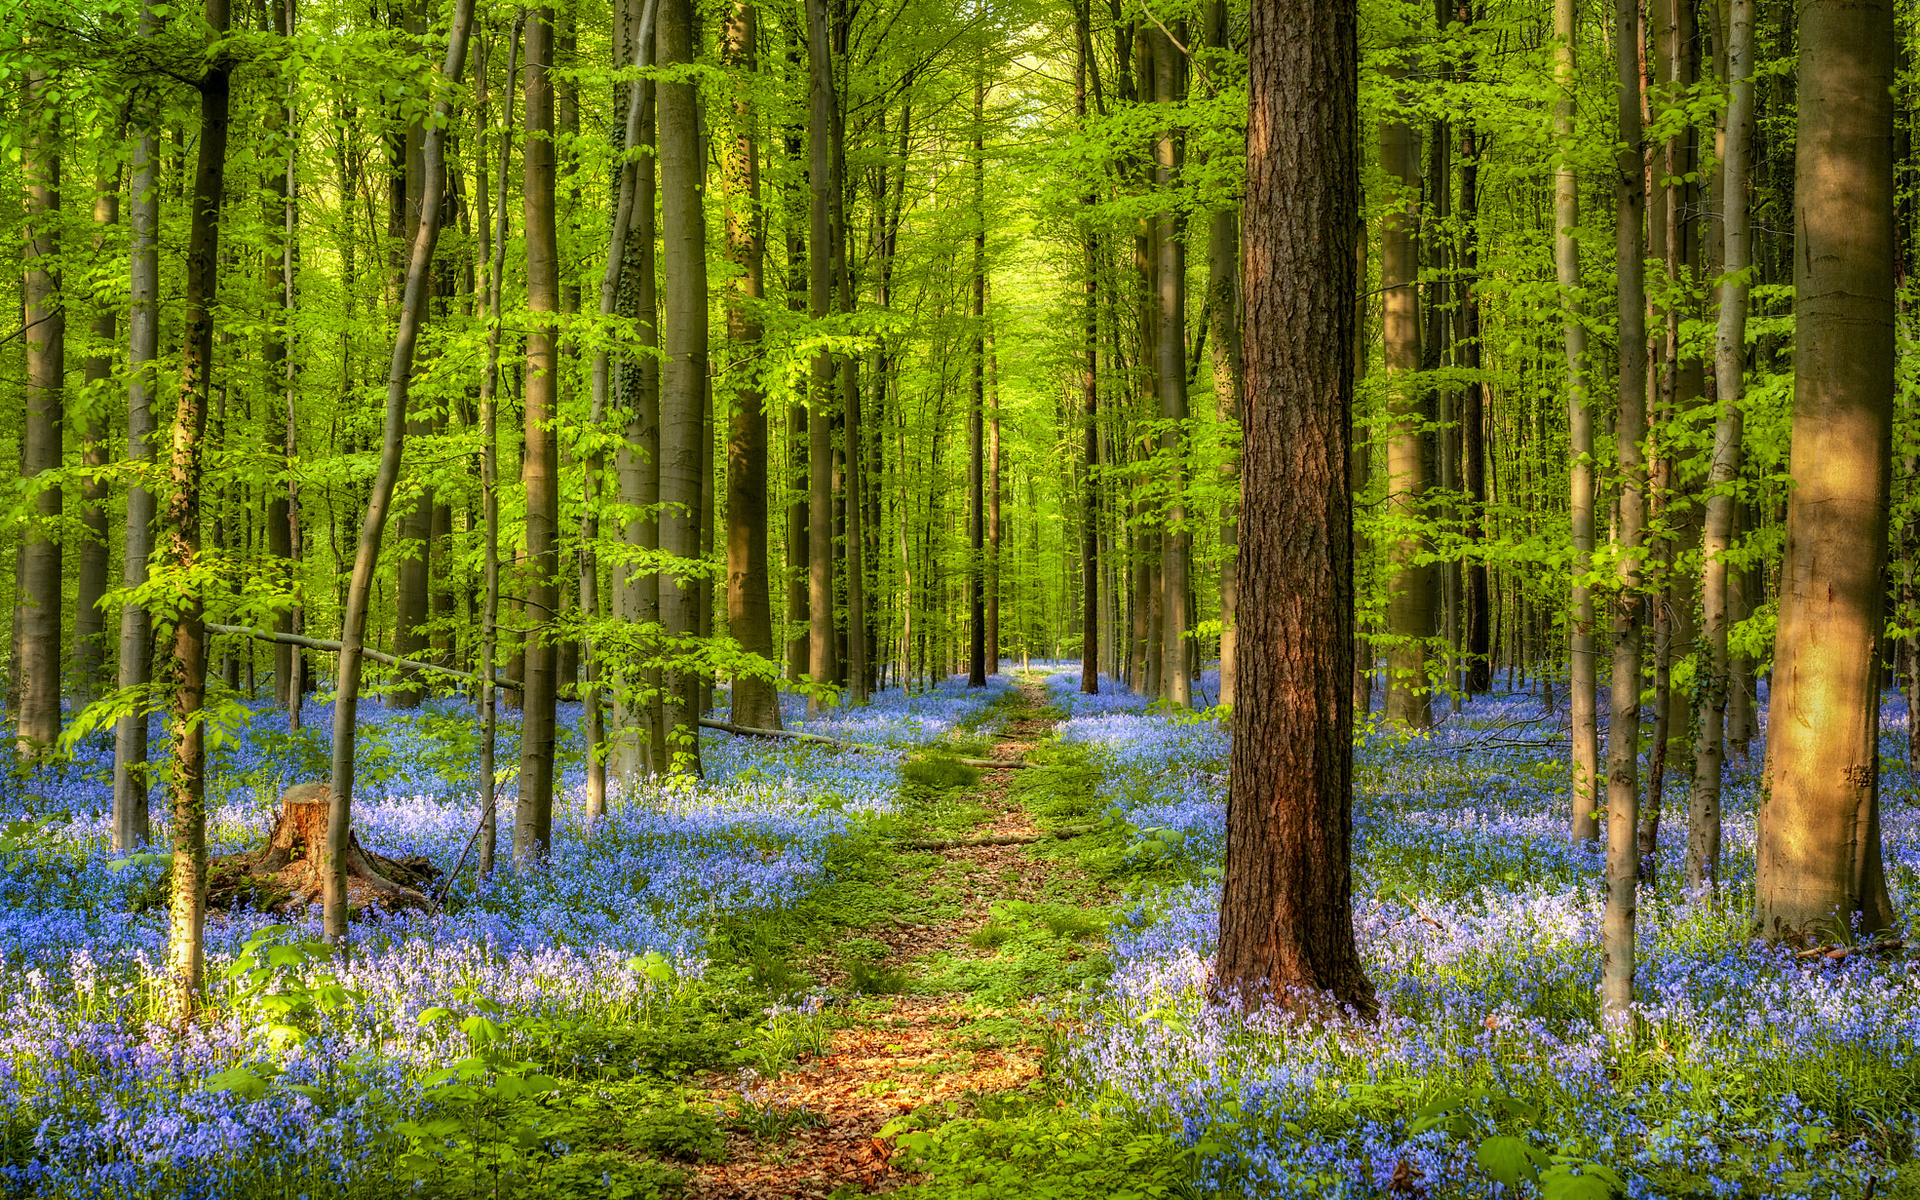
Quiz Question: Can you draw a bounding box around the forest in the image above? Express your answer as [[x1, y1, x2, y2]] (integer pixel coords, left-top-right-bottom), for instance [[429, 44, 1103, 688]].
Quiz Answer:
[[0, 0, 1915, 1193]]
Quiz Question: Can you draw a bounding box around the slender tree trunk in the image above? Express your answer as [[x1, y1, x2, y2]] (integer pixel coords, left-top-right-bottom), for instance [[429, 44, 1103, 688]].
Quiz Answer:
[[1755, 0, 1899, 943], [986, 327, 1001, 678], [1557, 0, 1598, 843], [723, 0, 779, 729], [966, 72, 988, 689], [115, 12, 163, 849], [658, 0, 707, 771], [512, 3, 561, 855], [19, 71, 64, 758], [806, 0, 838, 710], [586, 0, 662, 814], [1154, 26, 1190, 708], [1215, 0, 1373, 1017], [1604, 0, 1649, 1027], [1380, 60, 1431, 729], [1690, 0, 1752, 892], [1077, 0, 1100, 696], [164, 0, 234, 1016], [329, 0, 473, 929], [73, 172, 118, 711]]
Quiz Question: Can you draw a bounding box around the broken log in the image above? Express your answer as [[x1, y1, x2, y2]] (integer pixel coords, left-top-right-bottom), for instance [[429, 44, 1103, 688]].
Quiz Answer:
[[898, 826, 1100, 851]]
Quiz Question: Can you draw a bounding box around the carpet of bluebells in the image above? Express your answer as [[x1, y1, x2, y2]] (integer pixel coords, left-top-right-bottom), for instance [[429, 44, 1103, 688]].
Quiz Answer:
[[1032, 665, 1920, 1199], [6, 662, 1920, 1199], [0, 675, 1016, 1198]]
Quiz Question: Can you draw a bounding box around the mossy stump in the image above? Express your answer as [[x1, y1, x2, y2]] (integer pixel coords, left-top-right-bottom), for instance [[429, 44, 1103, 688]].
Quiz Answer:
[[208, 781, 438, 918]]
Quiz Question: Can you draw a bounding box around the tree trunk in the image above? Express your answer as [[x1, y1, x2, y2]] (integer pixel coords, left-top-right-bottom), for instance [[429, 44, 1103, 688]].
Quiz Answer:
[[115, 9, 163, 849], [658, 0, 707, 773], [515, 2, 561, 855], [722, 0, 780, 730], [329, 0, 473, 929], [165, 0, 234, 1017], [74, 175, 117, 711], [1690, 0, 1753, 893], [1603, 0, 1648, 1027], [806, 0, 838, 711], [1380, 63, 1431, 730], [19, 71, 64, 758], [967, 72, 989, 689], [1077, 0, 1100, 697], [1755, 0, 1899, 944], [1154, 25, 1190, 709], [1215, 0, 1374, 1018], [1557, 0, 1597, 843]]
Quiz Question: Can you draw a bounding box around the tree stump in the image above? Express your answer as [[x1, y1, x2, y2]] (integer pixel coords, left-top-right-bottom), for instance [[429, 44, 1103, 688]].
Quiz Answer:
[[208, 781, 439, 918]]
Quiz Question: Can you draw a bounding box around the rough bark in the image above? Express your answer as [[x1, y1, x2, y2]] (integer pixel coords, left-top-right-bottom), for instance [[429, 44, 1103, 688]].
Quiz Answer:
[[1214, 0, 1374, 1018], [1755, 0, 1899, 944]]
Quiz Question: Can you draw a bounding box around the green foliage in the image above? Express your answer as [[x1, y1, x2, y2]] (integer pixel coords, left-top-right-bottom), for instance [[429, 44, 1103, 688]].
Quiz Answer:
[[967, 921, 1015, 950], [902, 753, 981, 795], [884, 1102, 1206, 1200], [849, 960, 912, 996]]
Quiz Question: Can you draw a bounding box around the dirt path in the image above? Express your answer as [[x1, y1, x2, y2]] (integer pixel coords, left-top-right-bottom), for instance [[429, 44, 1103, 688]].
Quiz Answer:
[[685, 683, 1081, 1200]]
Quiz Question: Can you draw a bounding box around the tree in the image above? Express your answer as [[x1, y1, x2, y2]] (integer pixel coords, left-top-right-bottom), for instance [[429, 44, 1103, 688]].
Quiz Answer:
[[19, 68, 64, 759], [515, 1, 562, 853], [1379, 39, 1431, 731], [723, 0, 782, 731], [1214, 0, 1374, 1018], [1557, 0, 1599, 844], [113, 3, 163, 851], [657, 0, 708, 773], [1754, 0, 1899, 944], [326, 0, 474, 929], [1603, 0, 1649, 1026], [165, 0, 235, 1015], [967, 71, 988, 690], [1690, 0, 1755, 890]]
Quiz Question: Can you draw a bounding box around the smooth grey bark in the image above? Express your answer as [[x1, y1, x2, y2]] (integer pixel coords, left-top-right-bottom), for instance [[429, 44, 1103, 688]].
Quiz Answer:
[[807, 0, 839, 709], [75, 175, 118, 711], [19, 71, 64, 758]]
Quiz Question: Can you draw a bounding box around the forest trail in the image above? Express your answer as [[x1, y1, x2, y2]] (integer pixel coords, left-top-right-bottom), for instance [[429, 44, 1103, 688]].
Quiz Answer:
[[686, 681, 1100, 1199]]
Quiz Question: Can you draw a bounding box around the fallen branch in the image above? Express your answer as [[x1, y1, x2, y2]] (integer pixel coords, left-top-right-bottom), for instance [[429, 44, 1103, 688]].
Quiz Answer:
[[899, 826, 1099, 851], [209, 624, 1033, 768]]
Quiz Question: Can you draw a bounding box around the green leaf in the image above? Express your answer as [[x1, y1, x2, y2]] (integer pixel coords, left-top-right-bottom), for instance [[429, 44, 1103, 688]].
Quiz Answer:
[[1476, 1136, 1545, 1187]]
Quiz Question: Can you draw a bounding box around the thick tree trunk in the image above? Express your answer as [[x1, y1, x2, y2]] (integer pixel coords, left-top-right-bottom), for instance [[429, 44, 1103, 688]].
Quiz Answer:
[[1215, 0, 1373, 1017], [1380, 67, 1431, 730], [658, 0, 707, 773], [1755, 0, 1899, 944], [19, 72, 64, 758], [114, 12, 162, 849], [1690, 0, 1753, 893], [1603, 0, 1648, 1027], [165, 0, 233, 1017], [723, 0, 780, 731]]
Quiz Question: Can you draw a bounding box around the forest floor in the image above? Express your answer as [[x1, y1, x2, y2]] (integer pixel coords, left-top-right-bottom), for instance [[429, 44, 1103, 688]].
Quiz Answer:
[[684, 683, 1109, 1199]]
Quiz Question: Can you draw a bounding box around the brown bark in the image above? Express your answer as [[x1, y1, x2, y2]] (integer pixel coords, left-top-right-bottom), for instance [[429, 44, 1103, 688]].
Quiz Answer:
[[516, 3, 561, 854], [75, 175, 117, 710], [967, 73, 988, 689], [19, 71, 64, 758], [723, 0, 780, 731], [1214, 0, 1374, 1018], [1755, 0, 1899, 944]]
